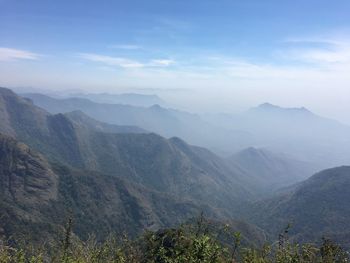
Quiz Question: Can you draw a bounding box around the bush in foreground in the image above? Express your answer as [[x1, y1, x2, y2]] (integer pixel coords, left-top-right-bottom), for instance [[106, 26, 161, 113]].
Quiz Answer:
[[0, 217, 349, 263]]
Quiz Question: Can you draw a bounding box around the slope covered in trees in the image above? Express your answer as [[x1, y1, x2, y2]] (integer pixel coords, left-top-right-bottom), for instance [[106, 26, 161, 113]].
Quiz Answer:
[[0, 133, 211, 241], [2, 87, 350, 252], [248, 166, 350, 248]]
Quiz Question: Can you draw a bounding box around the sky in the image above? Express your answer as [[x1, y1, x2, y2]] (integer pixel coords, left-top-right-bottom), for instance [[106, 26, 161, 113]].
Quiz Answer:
[[1, 0, 350, 123]]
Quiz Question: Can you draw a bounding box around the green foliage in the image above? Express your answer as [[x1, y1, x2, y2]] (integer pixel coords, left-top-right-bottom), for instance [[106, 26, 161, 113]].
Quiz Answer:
[[0, 217, 349, 263], [320, 238, 349, 263], [250, 166, 350, 249]]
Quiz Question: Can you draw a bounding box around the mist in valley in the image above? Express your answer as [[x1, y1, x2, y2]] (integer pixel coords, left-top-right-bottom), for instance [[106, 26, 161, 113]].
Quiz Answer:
[[2, 0, 350, 260]]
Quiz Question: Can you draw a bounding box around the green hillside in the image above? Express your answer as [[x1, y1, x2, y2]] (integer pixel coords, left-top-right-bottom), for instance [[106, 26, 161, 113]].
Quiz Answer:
[[248, 166, 350, 248]]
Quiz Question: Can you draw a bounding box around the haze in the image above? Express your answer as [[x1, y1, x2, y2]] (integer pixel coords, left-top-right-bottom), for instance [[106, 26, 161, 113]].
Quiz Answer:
[[1, 0, 350, 124], [3, 1, 350, 256]]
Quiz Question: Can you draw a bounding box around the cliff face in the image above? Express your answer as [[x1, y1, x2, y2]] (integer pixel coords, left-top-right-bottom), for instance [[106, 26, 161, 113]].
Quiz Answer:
[[0, 134, 58, 207], [0, 134, 59, 241]]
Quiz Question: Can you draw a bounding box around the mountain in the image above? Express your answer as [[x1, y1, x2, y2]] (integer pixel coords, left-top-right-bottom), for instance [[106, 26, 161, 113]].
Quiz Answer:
[[3, 86, 350, 249], [22, 93, 253, 155], [7, 86, 349, 246], [251, 102, 312, 115], [243, 103, 348, 139], [66, 92, 167, 107], [0, 133, 217, 241], [203, 103, 350, 168], [0, 134, 266, 246], [228, 147, 318, 194], [20, 93, 197, 134], [0, 87, 264, 243], [247, 166, 350, 248], [0, 133, 58, 210], [0, 88, 145, 165], [0, 87, 254, 217], [64, 110, 147, 134]]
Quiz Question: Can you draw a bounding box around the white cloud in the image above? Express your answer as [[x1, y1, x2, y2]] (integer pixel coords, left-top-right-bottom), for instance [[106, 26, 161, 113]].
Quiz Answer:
[[284, 37, 346, 46], [3, 33, 350, 123], [150, 59, 175, 67], [282, 36, 350, 64], [77, 35, 350, 87], [78, 53, 145, 68], [298, 48, 350, 63], [109, 44, 142, 50], [0, 47, 40, 61], [79, 53, 175, 69]]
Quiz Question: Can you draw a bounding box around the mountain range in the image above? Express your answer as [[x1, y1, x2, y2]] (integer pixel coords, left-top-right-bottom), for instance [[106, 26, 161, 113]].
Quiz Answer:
[[203, 103, 350, 168], [0, 87, 275, 243], [65, 92, 167, 107], [22, 93, 254, 156], [23, 93, 350, 170], [1, 87, 350, 248], [228, 147, 317, 194], [0, 88, 255, 215]]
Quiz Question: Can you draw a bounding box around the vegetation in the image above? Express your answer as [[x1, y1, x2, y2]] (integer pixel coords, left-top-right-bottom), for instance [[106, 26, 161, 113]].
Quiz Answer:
[[0, 217, 349, 263], [249, 166, 350, 248], [2, 88, 350, 261]]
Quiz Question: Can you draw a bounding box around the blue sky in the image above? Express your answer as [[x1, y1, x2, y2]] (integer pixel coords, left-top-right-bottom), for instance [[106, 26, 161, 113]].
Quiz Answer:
[[1, 0, 350, 122]]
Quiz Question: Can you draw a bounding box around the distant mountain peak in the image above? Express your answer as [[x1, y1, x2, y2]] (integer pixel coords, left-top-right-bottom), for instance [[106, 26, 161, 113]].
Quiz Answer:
[[149, 104, 165, 111], [233, 147, 270, 162], [258, 102, 280, 109], [239, 146, 262, 155], [253, 103, 312, 115]]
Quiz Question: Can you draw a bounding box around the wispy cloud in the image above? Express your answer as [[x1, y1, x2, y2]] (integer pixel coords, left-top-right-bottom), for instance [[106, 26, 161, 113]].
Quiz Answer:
[[78, 53, 144, 68], [282, 36, 350, 64], [297, 48, 350, 64], [79, 34, 350, 84], [150, 59, 175, 67], [78, 53, 175, 69], [109, 44, 142, 50], [99, 36, 350, 92], [0, 47, 40, 61], [284, 36, 347, 46]]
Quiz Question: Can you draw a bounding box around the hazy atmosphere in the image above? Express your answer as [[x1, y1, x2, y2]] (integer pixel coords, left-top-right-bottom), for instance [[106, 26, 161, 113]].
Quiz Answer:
[[1, 0, 350, 123], [1, 1, 350, 262]]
